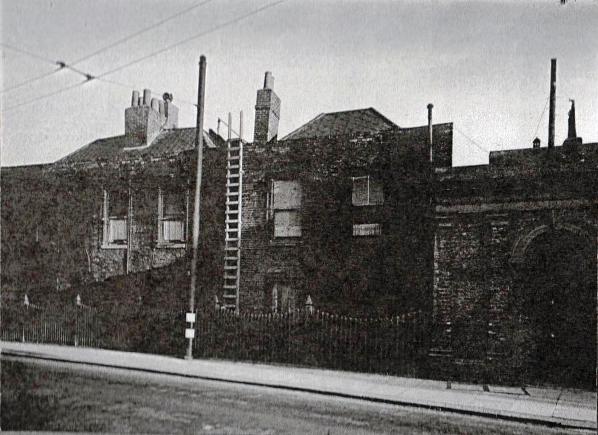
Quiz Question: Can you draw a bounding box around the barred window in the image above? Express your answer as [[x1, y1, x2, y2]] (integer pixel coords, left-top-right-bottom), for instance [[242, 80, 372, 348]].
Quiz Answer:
[[271, 283, 296, 313], [352, 176, 384, 206]]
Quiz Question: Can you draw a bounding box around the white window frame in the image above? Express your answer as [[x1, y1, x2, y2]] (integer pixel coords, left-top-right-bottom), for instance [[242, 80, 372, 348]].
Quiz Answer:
[[352, 175, 384, 206], [157, 188, 188, 248], [102, 190, 129, 249]]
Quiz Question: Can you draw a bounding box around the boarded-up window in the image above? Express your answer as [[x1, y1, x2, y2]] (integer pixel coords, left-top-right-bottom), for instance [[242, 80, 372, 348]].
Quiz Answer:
[[272, 283, 295, 312], [271, 180, 302, 238], [103, 190, 129, 246], [158, 189, 187, 245], [273, 180, 302, 209], [353, 223, 382, 237], [352, 176, 383, 206], [274, 210, 302, 238]]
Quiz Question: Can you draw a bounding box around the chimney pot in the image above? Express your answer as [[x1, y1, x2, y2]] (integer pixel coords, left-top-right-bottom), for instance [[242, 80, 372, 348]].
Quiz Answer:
[[158, 100, 165, 116], [151, 98, 160, 111], [264, 71, 274, 90], [131, 90, 139, 107], [143, 89, 151, 106]]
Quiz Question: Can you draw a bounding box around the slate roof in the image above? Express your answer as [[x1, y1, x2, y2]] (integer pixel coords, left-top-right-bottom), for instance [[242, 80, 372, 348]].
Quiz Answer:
[[282, 108, 398, 141], [56, 128, 218, 165]]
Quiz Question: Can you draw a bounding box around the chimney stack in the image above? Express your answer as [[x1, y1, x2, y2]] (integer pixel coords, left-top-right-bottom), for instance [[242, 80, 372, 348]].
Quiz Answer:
[[254, 71, 281, 143], [563, 99, 582, 147], [125, 88, 178, 146], [548, 59, 556, 148], [427, 103, 434, 163]]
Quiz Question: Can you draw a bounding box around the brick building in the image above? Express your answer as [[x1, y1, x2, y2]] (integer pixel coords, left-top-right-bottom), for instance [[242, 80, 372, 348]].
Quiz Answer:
[[221, 72, 452, 314], [1, 90, 226, 307], [431, 103, 597, 388], [2, 67, 595, 388]]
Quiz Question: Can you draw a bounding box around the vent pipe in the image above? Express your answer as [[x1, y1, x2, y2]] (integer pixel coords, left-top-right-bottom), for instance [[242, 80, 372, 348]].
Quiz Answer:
[[548, 59, 556, 148], [427, 103, 434, 162]]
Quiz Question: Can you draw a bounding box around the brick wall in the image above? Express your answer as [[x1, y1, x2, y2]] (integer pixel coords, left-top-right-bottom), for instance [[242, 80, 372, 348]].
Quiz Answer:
[[237, 127, 447, 314]]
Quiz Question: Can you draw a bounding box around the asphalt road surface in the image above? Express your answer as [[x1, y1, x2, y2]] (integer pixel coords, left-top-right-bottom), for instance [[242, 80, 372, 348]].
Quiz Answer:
[[1, 356, 589, 434]]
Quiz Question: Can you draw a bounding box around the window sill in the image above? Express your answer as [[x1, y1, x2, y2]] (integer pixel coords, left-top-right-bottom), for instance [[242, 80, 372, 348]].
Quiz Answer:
[[101, 243, 128, 250], [155, 242, 187, 249], [269, 238, 302, 247]]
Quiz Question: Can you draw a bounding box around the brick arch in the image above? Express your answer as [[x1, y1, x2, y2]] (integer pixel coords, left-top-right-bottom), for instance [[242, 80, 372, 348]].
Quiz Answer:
[[510, 222, 594, 264]]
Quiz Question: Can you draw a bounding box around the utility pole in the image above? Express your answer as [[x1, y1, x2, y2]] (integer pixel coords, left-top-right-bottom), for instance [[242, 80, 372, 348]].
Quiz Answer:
[[548, 58, 556, 149], [186, 55, 207, 360]]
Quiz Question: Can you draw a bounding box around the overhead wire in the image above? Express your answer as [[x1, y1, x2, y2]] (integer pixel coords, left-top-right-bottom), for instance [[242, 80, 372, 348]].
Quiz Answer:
[[454, 125, 490, 155], [0, 0, 214, 94], [2, 0, 286, 114], [96, 0, 286, 79]]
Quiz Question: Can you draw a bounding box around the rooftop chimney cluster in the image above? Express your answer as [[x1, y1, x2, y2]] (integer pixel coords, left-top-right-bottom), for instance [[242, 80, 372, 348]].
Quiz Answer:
[[125, 89, 178, 147]]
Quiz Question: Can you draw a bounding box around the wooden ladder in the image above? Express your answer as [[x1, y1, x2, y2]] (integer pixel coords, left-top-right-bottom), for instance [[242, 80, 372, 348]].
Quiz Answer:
[[222, 139, 243, 311]]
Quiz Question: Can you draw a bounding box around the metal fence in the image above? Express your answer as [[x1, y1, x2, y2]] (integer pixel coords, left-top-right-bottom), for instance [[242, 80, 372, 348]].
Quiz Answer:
[[195, 308, 430, 377], [0, 298, 430, 378]]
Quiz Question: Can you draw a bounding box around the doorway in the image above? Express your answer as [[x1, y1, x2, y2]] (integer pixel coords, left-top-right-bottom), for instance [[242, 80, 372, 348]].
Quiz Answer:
[[515, 228, 596, 388]]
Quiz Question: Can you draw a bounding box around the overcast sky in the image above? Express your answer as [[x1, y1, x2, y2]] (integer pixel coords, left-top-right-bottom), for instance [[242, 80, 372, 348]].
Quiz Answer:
[[1, 0, 597, 167]]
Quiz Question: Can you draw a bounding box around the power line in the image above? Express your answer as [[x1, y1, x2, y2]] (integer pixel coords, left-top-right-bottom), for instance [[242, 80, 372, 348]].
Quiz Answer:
[[2, 1, 286, 114], [0, 68, 62, 94], [97, 0, 286, 79], [531, 96, 549, 142], [2, 80, 90, 112], [454, 125, 489, 155], [97, 77, 198, 108], [71, 0, 214, 65], [0, 42, 56, 65], [0, 0, 213, 94]]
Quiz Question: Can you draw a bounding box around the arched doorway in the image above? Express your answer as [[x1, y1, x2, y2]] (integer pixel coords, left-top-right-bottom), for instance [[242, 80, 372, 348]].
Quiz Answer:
[[514, 227, 596, 389]]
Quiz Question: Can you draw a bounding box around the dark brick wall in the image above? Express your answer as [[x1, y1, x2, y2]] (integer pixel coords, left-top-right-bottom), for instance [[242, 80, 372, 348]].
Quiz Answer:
[[1, 148, 226, 305], [431, 146, 598, 384], [237, 125, 450, 314]]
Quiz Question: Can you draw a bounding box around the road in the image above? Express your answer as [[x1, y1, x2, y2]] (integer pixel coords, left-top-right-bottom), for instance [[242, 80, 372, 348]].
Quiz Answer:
[[1, 356, 589, 434]]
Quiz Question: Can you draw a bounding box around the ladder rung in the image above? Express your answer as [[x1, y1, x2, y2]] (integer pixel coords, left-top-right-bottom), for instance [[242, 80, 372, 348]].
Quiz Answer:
[[223, 284, 237, 289], [227, 146, 240, 152], [225, 247, 239, 251], [227, 182, 239, 187], [224, 256, 238, 261], [226, 220, 239, 224], [224, 265, 237, 270]]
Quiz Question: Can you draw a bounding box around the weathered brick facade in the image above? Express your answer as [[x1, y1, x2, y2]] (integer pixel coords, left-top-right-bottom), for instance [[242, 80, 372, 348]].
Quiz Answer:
[[236, 121, 452, 314], [431, 143, 598, 387]]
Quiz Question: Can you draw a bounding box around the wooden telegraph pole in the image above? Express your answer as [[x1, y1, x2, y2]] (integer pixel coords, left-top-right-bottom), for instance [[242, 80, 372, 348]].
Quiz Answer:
[[186, 55, 207, 360]]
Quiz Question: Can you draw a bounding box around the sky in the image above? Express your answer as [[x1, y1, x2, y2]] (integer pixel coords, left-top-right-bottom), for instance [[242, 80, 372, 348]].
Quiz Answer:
[[1, 0, 597, 167]]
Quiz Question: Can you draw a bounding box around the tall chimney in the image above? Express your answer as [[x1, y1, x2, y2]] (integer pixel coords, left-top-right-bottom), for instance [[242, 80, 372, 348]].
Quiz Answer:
[[427, 103, 434, 163], [254, 71, 281, 143], [548, 58, 556, 148]]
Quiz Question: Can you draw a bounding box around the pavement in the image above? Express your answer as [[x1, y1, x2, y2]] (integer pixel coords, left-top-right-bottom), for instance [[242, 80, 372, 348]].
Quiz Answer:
[[1, 341, 596, 431]]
